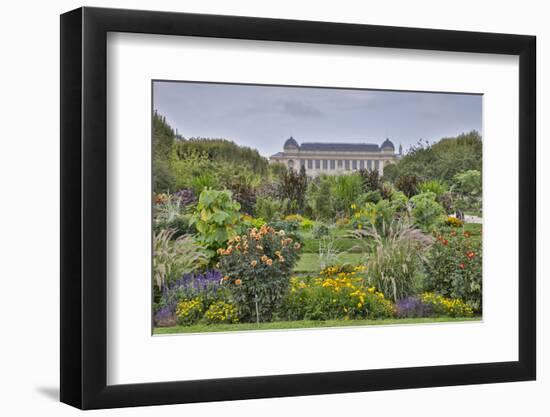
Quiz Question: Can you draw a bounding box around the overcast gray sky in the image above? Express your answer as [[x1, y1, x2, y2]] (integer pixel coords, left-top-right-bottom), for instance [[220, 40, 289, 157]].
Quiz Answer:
[[153, 81, 482, 158]]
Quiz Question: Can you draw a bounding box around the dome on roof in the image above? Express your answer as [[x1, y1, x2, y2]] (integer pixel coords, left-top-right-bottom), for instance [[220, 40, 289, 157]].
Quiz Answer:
[[381, 138, 395, 150], [284, 136, 300, 149]]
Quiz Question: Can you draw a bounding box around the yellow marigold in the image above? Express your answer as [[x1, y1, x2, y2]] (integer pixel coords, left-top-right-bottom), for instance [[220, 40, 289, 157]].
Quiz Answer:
[[250, 260, 258, 267], [261, 255, 268, 262], [266, 259, 273, 266]]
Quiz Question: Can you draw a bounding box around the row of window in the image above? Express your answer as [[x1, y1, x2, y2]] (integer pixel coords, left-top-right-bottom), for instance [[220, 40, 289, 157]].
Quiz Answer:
[[289, 159, 381, 171]]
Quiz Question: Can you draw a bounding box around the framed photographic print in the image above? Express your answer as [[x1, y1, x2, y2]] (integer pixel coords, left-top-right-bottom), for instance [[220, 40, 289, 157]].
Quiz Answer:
[[60, 6, 536, 410]]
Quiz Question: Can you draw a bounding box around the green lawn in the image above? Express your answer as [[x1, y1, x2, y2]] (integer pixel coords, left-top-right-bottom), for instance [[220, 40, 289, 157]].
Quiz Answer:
[[294, 252, 364, 273], [154, 316, 481, 334]]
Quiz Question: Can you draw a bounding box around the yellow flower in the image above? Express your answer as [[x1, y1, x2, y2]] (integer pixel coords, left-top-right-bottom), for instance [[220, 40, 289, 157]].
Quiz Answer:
[[261, 255, 268, 262], [250, 260, 258, 267], [266, 259, 273, 266]]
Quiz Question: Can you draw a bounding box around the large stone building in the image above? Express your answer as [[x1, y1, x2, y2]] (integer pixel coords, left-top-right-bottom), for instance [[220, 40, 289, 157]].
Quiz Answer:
[[270, 137, 401, 176]]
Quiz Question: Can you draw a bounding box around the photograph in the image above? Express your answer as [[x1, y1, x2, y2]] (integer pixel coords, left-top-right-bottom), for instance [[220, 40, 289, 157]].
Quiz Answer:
[[152, 80, 483, 334], [151, 80, 483, 334]]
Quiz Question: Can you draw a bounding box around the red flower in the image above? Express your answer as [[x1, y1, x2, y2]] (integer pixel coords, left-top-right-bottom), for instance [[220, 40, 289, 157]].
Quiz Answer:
[[442, 239, 448, 246], [459, 263, 465, 269], [466, 251, 475, 259]]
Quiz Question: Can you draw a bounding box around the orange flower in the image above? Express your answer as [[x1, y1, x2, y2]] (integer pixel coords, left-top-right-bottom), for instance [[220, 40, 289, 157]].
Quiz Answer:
[[223, 276, 229, 281], [467, 251, 475, 259], [235, 279, 242, 285]]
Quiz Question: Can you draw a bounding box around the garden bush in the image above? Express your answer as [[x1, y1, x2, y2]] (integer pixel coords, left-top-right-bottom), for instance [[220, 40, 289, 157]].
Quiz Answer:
[[395, 174, 419, 197], [418, 179, 448, 197], [190, 188, 242, 258], [423, 229, 482, 311], [217, 224, 302, 322], [409, 191, 445, 231], [254, 196, 287, 222]]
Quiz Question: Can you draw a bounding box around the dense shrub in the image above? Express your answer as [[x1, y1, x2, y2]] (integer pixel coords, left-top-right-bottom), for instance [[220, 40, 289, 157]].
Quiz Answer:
[[409, 192, 445, 231], [351, 199, 396, 234], [280, 271, 394, 321], [254, 196, 287, 222], [329, 174, 364, 215], [395, 174, 419, 197], [359, 168, 381, 192], [306, 178, 334, 220], [418, 180, 448, 197], [278, 166, 308, 213], [190, 188, 241, 258], [423, 229, 482, 311], [217, 225, 302, 322]]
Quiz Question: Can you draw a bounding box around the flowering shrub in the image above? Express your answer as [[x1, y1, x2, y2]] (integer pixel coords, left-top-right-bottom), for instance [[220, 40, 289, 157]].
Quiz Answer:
[[421, 292, 474, 317], [204, 301, 239, 324], [280, 272, 394, 321], [445, 216, 464, 227], [175, 298, 203, 325], [395, 297, 433, 318], [217, 224, 302, 322], [424, 229, 482, 311]]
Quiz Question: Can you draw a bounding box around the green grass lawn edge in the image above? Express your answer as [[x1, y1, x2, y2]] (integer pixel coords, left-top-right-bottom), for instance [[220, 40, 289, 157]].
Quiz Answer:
[[154, 316, 481, 335]]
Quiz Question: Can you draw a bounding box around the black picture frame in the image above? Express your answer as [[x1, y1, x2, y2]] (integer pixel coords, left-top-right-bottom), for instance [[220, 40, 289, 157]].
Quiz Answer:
[[60, 6, 536, 410]]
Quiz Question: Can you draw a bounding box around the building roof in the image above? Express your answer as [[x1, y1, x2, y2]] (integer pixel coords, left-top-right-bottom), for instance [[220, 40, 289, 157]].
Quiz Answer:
[[283, 136, 300, 149], [299, 142, 380, 152], [381, 138, 395, 150], [270, 152, 284, 158]]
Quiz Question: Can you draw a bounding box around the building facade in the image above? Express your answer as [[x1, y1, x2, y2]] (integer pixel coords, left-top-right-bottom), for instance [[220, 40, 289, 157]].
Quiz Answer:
[[269, 137, 401, 176]]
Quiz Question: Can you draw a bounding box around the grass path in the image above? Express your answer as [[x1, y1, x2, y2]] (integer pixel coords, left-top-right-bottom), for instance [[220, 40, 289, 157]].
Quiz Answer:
[[154, 316, 481, 334]]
